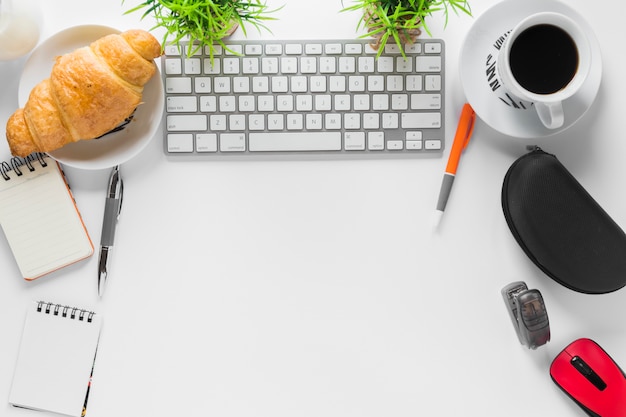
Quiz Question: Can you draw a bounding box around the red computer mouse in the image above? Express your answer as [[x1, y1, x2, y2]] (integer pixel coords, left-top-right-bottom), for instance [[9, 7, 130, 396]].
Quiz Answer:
[[550, 338, 626, 416]]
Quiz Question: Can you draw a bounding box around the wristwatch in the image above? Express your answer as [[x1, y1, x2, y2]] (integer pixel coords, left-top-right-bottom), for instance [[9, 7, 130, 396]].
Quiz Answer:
[[501, 281, 551, 349]]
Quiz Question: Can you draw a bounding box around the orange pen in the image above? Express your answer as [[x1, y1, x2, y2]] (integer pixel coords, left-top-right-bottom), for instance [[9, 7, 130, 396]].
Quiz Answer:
[[434, 103, 476, 226]]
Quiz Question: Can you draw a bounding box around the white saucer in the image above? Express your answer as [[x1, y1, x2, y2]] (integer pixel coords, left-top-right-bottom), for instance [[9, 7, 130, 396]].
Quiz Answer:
[[19, 25, 164, 170], [459, 0, 602, 138]]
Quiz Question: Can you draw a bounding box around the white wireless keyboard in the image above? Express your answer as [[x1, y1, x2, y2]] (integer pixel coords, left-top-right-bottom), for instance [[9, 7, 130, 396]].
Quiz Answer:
[[162, 39, 445, 157]]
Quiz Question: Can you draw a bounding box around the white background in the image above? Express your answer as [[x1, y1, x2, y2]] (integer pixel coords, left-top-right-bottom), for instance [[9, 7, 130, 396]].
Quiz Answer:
[[1, 0, 626, 416]]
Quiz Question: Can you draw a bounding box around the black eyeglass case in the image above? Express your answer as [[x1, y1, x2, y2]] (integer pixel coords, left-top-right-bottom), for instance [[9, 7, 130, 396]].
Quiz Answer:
[[501, 147, 626, 294]]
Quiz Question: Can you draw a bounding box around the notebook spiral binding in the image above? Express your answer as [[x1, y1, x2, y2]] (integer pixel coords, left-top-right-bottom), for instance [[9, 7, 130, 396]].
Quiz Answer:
[[1, 153, 48, 181], [36, 301, 95, 323]]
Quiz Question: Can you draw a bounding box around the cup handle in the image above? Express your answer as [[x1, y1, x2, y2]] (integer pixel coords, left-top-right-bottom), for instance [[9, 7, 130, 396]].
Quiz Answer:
[[535, 102, 564, 129]]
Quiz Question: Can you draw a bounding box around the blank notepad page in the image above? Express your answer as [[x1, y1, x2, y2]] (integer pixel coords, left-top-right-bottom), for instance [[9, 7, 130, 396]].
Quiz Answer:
[[9, 302, 102, 417], [0, 156, 93, 279]]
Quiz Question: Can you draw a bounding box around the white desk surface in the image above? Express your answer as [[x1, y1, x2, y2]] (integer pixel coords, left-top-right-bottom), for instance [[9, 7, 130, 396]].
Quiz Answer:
[[1, 0, 626, 416]]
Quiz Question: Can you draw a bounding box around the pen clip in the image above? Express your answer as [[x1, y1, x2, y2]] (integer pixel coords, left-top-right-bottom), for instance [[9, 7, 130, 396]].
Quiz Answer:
[[108, 165, 123, 217], [117, 179, 124, 217]]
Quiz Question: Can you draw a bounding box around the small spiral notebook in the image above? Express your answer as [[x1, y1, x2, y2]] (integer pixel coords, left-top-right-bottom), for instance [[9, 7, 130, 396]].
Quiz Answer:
[[0, 153, 94, 280], [9, 301, 102, 417]]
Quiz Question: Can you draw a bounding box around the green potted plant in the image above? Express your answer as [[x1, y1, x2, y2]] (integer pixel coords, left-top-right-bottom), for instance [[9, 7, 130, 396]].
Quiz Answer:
[[124, 0, 279, 60], [342, 0, 471, 58]]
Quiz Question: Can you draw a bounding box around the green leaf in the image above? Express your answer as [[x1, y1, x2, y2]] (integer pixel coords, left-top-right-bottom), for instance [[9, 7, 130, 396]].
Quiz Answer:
[[341, 0, 471, 59], [123, 0, 281, 62]]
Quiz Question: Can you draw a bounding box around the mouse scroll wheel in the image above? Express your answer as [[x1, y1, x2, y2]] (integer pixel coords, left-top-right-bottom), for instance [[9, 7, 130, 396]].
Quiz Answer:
[[571, 356, 593, 375], [571, 356, 608, 391]]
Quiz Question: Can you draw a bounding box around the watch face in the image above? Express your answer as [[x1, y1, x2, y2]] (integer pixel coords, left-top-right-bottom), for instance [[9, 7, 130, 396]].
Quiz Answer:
[[519, 293, 549, 330], [517, 290, 550, 348]]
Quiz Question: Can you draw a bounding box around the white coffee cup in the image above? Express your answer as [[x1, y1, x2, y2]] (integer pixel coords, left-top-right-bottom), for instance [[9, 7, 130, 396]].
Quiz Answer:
[[498, 12, 591, 129], [0, 0, 42, 61]]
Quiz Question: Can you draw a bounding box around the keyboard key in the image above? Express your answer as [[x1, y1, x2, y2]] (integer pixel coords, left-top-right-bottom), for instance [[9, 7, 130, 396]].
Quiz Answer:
[[387, 140, 404, 150], [184, 58, 201, 74], [266, 44, 283, 55], [200, 96, 217, 112], [167, 134, 194, 152], [406, 75, 423, 91], [167, 97, 197, 113], [213, 77, 231, 93], [344, 113, 361, 129], [368, 75, 384, 92], [425, 42, 442, 54], [249, 132, 342, 151], [194, 77, 211, 93], [167, 115, 207, 131], [204, 58, 221, 74], [377, 57, 394, 73], [406, 140, 423, 150], [225, 45, 243, 55], [363, 113, 379, 129], [425, 140, 442, 150], [358, 57, 375, 73], [425, 75, 442, 91], [305, 114, 322, 130], [220, 133, 246, 152], [196, 134, 218, 152], [348, 76, 366, 92], [382, 113, 399, 129], [249, 114, 265, 130], [396, 57, 413, 73], [166, 77, 192, 93], [411, 94, 442, 110], [405, 43, 421, 54], [339, 57, 356, 74], [344, 132, 366, 150], [416, 56, 442, 72], [210, 115, 227, 131], [300, 57, 317, 73], [319, 57, 336, 73], [219, 96, 236, 112], [165, 58, 182, 74], [401, 113, 441, 129], [262, 57, 279, 74], [268, 114, 285, 130], [287, 113, 304, 130], [164, 45, 181, 56], [252, 77, 269, 93], [285, 43, 303, 55], [233, 77, 250, 93], [305, 43, 323, 55], [325, 43, 343, 54], [281, 57, 298, 74], [345, 44, 363, 54], [287, 114, 304, 130], [223, 58, 240, 74], [229, 115, 246, 131], [242, 58, 259, 74], [367, 132, 385, 150], [391, 94, 408, 110], [245, 44, 262, 55]]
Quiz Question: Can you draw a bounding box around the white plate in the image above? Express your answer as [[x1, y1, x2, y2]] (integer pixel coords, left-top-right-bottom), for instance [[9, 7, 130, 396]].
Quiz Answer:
[[19, 25, 164, 170], [459, 0, 602, 139]]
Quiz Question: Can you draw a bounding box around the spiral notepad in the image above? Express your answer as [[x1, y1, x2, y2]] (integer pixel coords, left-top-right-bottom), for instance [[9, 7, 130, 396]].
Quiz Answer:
[[0, 153, 93, 280], [9, 301, 102, 417]]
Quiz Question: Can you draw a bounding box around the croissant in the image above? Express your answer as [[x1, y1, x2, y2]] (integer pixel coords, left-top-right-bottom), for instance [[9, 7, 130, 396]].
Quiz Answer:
[[6, 29, 161, 157]]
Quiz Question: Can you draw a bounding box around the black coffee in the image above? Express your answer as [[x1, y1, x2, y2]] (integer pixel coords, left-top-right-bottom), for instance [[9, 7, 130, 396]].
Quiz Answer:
[[509, 24, 579, 95]]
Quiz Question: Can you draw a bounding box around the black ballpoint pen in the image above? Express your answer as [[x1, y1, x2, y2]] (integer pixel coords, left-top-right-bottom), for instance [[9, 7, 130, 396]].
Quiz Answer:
[[98, 165, 123, 297]]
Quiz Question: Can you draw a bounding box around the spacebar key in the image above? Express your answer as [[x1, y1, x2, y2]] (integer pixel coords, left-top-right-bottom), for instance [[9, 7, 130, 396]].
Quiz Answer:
[[249, 132, 342, 152]]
